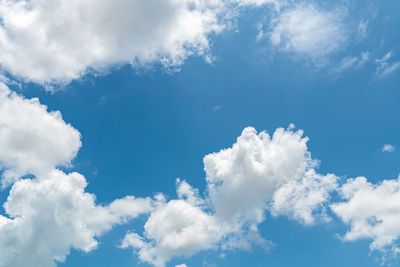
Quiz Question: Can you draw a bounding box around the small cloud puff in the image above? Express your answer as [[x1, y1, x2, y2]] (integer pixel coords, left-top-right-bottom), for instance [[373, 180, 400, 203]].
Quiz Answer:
[[382, 144, 395, 153], [213, 104, 222, 111]]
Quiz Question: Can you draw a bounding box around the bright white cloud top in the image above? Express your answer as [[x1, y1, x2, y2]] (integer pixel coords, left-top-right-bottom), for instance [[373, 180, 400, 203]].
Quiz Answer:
[[121, 127, 339, 266], [0, 83, 81, 186], [0, 0, 279, 84], [0, 0, 220, 83]]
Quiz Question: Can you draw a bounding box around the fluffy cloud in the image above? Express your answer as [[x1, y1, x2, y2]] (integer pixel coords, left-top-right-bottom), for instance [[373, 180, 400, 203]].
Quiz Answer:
[[0, 0, 220, 83], [0, 83, 81, 186], [0, 0, 279, 84], [0, 83, 154, 266], [0, 170, 153, 267], [331, 176, 400, 252], [204, 126, 338, 228], [270, 169, 338, 225], [266, 4, 348, 58], [122, 126, 338, 266], [121, 180, 222, 267]]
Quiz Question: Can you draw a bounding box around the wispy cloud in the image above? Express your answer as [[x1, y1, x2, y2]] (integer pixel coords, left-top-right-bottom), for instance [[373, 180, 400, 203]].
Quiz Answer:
[[213, 104, 222, 111], [264, 4, 348, 60], [375, 51, 400, 78], [334, 52, 370, 73]]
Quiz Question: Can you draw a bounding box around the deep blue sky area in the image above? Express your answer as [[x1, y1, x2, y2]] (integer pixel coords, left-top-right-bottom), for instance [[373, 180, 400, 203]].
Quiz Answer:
[[1, 1, 400, 266]]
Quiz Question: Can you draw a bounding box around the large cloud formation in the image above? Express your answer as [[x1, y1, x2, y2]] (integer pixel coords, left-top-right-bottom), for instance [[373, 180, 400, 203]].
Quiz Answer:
[[0, 0, 276, 84], [0, 83, 154, 267], [1, 85, 400, 266], [121, 126, 339, 266]]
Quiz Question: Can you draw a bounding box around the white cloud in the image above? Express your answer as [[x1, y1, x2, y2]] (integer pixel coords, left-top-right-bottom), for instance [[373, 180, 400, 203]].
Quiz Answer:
[[0, 170, 153, 267], [334, 52, 370, 73], [382, 144, 395, 153], [267, 4, 348, 59], [236, 0, 280, 7], [121, 180, 222, 267], [0, 83, 81, 186], [0, 0, 224, 84], [122, 126, 338, 266], [205, 126, 337, 226], [213, 104, 222, 111], [0, 84, 155, 266], [0, 0, 278, 85], [375, 52, 400, 78], [331, 176, 400, 253], [270, 169, 338, 225], [357, 20, 368, 40], [175, 264, 188, 267]]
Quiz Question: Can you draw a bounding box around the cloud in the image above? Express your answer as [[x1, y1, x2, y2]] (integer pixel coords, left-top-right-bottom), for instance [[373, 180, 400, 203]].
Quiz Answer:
[[375, 52, 400, 78], [0, 83, 81, 186], [236, 0, 280, 7], [213, 104, 222, 111], [121, 180, 222, 267], [357, 20, 368, 40], [0, 170, 153, 267], [331, 176, 400, 253], [270, 169, 338, 225], [267, 4, 348, 59], [382, 144, 395, 153], [0, 0, 277, 85], [0, 83, 154, 266], [122, 126, 338, 266], [0, 85, 397, 267], [204, 126, 337, 226], [334, 52, 370, 73]]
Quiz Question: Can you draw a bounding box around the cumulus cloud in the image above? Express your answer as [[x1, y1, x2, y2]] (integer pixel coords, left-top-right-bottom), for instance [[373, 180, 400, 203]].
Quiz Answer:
[[0, 83, 81, 186], [205, 127, 338, 226], [0, 0, 219, 83], [122, 126, 338, 266], [2, 81, 336, 267], [0, 83, 154, 266], [0, 170, 153, 267], [0, 0, 278, 85], [265, 3, 348, 59], [1, 85, 397, 267], [121, 180, 222, 267], [270, 169, 338, 225], [331, 176, 400, 253]]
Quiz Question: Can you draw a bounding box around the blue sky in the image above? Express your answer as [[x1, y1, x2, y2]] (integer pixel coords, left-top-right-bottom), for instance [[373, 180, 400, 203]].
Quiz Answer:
[[0, 1, 400, 267]]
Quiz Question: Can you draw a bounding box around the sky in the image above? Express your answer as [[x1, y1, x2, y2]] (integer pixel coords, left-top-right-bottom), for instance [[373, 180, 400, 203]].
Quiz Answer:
[[0, 0, 400, 267]]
